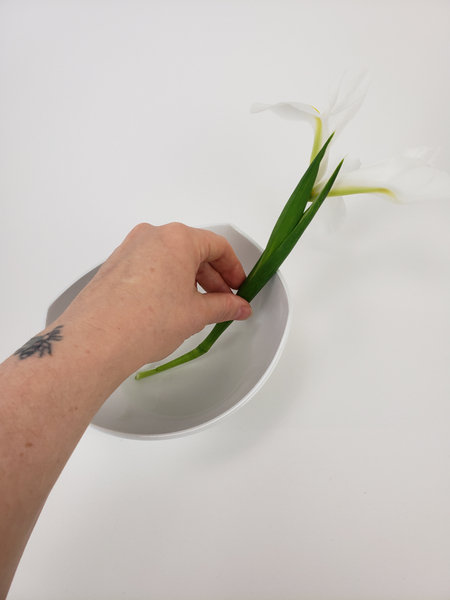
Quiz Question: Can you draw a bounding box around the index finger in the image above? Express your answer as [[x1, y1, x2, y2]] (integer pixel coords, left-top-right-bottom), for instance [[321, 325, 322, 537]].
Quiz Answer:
[[194, 228, 247, 290]]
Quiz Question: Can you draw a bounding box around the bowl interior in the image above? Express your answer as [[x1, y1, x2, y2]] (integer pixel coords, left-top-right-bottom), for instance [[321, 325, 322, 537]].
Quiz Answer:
[[46, 224, 290, 439]]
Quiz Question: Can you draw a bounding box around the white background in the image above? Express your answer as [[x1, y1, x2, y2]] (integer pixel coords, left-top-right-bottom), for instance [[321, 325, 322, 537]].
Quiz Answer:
[[1, 1, 450, 598]]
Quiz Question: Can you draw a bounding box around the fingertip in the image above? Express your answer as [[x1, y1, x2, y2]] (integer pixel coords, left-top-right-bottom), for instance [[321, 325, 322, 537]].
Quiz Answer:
[[199, 291, 252, 326], [234, 304, 253, 321]]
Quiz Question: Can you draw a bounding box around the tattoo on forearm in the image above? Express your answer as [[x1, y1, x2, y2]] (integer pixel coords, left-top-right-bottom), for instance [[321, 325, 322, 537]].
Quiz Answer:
[[14, 325, 64, 360]]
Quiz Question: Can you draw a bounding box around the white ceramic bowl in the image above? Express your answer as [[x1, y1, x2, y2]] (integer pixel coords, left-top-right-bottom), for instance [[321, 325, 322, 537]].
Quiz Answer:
[[46, 224, 291, 439]]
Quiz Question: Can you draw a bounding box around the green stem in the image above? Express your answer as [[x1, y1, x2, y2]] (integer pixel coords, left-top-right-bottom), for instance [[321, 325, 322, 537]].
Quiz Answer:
[[135, 321, 232, 379], [310, 116, 323, 163], [312, 185, 396, 200]]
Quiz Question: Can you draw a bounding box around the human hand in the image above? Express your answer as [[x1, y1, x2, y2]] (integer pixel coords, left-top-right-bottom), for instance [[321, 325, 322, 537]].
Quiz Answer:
[[0, 222, 253, 596], [61, 223, 252, 378]]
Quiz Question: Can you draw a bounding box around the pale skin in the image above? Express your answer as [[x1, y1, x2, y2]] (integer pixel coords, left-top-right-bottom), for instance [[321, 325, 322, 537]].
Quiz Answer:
[[0, 223, 252, 598]]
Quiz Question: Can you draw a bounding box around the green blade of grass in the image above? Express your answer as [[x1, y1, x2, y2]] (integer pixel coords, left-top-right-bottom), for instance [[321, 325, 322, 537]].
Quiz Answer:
[[135, 140, 342, 380], [135, 321, 233, 378], [240, 157, 345, 296], [262, 133, 334, 261]]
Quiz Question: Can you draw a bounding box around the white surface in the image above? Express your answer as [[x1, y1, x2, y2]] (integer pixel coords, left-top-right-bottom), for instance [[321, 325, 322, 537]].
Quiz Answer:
[[1, 0, 450, 597], [46, 223, 291, 438]]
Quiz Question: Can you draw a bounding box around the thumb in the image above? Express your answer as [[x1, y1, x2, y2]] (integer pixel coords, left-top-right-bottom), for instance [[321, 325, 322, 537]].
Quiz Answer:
[[198, 292, 252, 325]]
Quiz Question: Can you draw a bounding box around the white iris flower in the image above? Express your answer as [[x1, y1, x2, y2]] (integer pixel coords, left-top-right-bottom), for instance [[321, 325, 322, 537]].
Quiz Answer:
[[317, 147, 450, 204], [250, 71, 370, 180], [251, 73, 450, 231]]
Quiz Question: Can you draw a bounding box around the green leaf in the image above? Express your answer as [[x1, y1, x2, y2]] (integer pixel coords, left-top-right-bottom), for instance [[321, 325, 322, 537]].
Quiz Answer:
[[262, 132, 334, 261], [135, 137, 341, 380], [237, 156, 344, 303]]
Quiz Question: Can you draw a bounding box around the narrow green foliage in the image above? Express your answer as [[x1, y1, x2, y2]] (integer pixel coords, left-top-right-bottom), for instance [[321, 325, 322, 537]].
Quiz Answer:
[[261, 133, 333, 262], [247, 157, 344, 291], [136, 134, 342, 380], [135, 321, 232, 379]]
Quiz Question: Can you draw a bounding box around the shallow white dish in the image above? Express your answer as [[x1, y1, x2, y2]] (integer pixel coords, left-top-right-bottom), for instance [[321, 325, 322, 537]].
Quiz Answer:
[[46, 224, 291, 439]]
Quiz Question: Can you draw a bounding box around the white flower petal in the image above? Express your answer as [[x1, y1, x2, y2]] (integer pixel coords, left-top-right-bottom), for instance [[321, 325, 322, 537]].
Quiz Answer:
[[389, 165, 450, 203], [322, 154, 361, 179], [250, 70, 370, 158], [318, 195, 347, 233], [403, 146, 440, 163], [330, 154, 450, 203], [249, 101, 319, 125], [323, 70, 371, 138], [341, 155, 362, 174], [312, 154, 361, 198]]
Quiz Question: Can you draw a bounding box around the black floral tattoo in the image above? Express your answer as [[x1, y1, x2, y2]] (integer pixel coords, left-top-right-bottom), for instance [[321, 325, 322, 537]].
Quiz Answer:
[[14, 325, 64, 360]]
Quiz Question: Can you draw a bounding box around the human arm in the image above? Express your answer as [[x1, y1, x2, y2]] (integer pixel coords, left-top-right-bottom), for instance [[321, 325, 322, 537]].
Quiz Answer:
[[0, 222, 252, 598]]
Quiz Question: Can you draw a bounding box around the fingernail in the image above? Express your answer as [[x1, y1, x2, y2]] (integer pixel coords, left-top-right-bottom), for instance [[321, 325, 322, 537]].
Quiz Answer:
[[234, 305, 253, 321]]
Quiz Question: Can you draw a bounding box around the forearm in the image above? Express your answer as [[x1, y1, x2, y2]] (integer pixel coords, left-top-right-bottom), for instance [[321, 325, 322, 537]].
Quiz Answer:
[[0, 223, 252, 598], [0, 318, 129, 598]]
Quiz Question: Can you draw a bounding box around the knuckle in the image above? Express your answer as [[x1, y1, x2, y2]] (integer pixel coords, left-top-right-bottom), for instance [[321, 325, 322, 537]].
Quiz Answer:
[[163, 222, 188, 236], [128, 222, 154, 240], [134, 222, 153, 234], [159, 222, 191, 246]]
